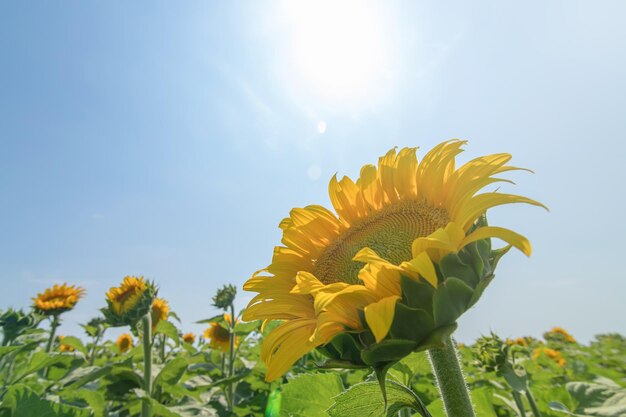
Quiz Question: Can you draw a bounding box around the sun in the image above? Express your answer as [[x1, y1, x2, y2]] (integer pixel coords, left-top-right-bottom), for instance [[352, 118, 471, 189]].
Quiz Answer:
[[280, 0, 392, 104]]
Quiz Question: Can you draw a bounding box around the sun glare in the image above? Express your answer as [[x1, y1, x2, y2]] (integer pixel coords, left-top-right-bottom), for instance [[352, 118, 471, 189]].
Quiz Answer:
[[280, 0, 392, 104]]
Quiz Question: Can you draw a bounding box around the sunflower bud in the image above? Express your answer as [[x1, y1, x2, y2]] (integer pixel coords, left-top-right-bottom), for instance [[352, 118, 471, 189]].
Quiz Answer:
[[212, 284, 237, 310], [473, 333, 510, 373], [102, 276, 157, 327]]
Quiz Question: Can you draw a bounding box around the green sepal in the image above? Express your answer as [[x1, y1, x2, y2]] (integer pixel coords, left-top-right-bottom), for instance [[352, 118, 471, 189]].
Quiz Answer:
[[432, 278, 474, 327], [317, 333, 365, 366], [440, 252, 480, 288], [389, 304, 434, 343], [361, 339, 417, 366], [400, 275, 434, 311]]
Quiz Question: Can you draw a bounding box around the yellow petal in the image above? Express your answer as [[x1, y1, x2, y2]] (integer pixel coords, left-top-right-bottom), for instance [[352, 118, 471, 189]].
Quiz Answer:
[[400, 252, 438, 287], [261, 319, 319, 381], [462, 226, 532, 256], [456, 193, 548, 231], [364, 296, 400, 343]]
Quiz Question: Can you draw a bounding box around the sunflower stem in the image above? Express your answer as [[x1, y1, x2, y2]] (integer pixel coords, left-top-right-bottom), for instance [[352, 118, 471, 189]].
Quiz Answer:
[[227, 303, 236, 411], [428, 337, 476, 417], [512, 391, 527, 417], [142, 313, 153, 417], [525, 389, 543, 417], [40, 315, 61, 378]]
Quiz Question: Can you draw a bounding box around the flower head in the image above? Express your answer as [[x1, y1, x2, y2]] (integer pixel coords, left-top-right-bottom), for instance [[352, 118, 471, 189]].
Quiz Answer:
[[150, 298, 169, 331], [117, 333, 133, 353], [203, 314, 237, 352], [243, 141, 545, 381], [533, 347, 566, 367], [182, 332, 196, 344], [33, 284, 85, 316], [102, 276, 157, 327], [544, 326, 576, 343]]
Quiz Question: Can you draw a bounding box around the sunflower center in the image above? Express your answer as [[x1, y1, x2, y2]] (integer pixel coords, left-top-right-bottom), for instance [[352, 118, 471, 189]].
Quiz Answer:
[[313, 200, 449, 284]]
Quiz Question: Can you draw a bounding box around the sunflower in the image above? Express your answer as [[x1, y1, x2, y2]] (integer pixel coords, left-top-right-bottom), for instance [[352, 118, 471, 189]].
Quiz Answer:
[[117, 333, 133, 353], [243, 140, 545, 381], [102, 276, 156, 327], [545, 326, 576, 343], [150, 298, 169, 331], [203, 314, 237, 352], [58, 335, 75, 352], [533, 347, 566, 367], [183, 332, 196, 344], [33, 283, 85, 316]]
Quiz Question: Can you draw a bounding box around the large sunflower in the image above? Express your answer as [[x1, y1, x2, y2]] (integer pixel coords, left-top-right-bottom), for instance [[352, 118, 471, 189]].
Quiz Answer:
[[243, 140, 545, 381]]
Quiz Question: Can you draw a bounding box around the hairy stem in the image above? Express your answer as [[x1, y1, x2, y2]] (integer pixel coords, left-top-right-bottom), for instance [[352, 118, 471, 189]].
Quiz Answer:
[[428, 337, 476, 417], [142, 314, 153, 417]]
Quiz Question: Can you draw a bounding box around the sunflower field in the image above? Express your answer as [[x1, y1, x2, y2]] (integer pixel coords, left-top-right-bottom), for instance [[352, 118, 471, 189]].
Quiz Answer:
[[2, 143, 625, 417]]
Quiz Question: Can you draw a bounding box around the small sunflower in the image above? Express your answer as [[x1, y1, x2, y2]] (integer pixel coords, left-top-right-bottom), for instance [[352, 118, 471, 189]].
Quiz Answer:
[[102, 276, 156, 327], [203, 314, 237, 352], [33, 283, 85, 316], [182, 332, 196, 344], [244, 140, 545, 381], [545, 326, 576, 343], [506, 337, 528, 347], [150, 298, 169, 331], [533, 347, 566, 367], [58, 335, 75, 352], [117, 333, 133, 353]]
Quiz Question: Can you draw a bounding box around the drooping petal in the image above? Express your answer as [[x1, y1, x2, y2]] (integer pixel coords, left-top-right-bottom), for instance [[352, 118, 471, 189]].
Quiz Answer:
[[261, 319, 319, 381], [364, 296, 400, 343], [462, 226, 532, 256]]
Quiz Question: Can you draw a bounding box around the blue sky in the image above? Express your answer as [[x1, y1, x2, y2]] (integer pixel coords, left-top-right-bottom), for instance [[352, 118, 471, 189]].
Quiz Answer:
[[1, 1, 625, 343]]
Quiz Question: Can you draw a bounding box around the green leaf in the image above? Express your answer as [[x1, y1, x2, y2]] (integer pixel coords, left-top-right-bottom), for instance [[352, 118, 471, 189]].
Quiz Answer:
[[155, 320, 181, 345], [566, 381, 626, 417], [234, 320, 261, 335], [11, 351, 76, 383], [59, 365, 112, 389], [328, 379, 430, 417], [0, 384, 90, 417], [195, 314, 224, 324], [60, 389, 107, 417], [58, 336, 88, 355], [153, 356, 188, 389], [280, 373, 344, 417], [432, 278, 473, 327]]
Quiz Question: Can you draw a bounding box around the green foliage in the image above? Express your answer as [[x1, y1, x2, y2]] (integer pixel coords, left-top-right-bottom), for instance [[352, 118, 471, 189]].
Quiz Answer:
[[280, 373, 344, 417]]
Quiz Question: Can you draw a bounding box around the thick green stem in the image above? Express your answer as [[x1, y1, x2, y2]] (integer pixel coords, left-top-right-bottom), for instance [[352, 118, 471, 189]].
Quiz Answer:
[[227, 304, 236, 411], [142, 314, 153, 417], [428, 337, 476, 417], [525, 389, 542, 417], [512, 391, 527, 417]]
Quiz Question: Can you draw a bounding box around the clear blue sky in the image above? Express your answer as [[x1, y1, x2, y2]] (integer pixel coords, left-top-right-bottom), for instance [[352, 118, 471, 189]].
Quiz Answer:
[[1, 1, 625, 343]]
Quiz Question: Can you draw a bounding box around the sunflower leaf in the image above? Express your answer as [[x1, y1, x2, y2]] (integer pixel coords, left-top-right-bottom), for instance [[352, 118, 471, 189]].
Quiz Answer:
[[328, 379, 431, 417], [280, 373, 343, 417]]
